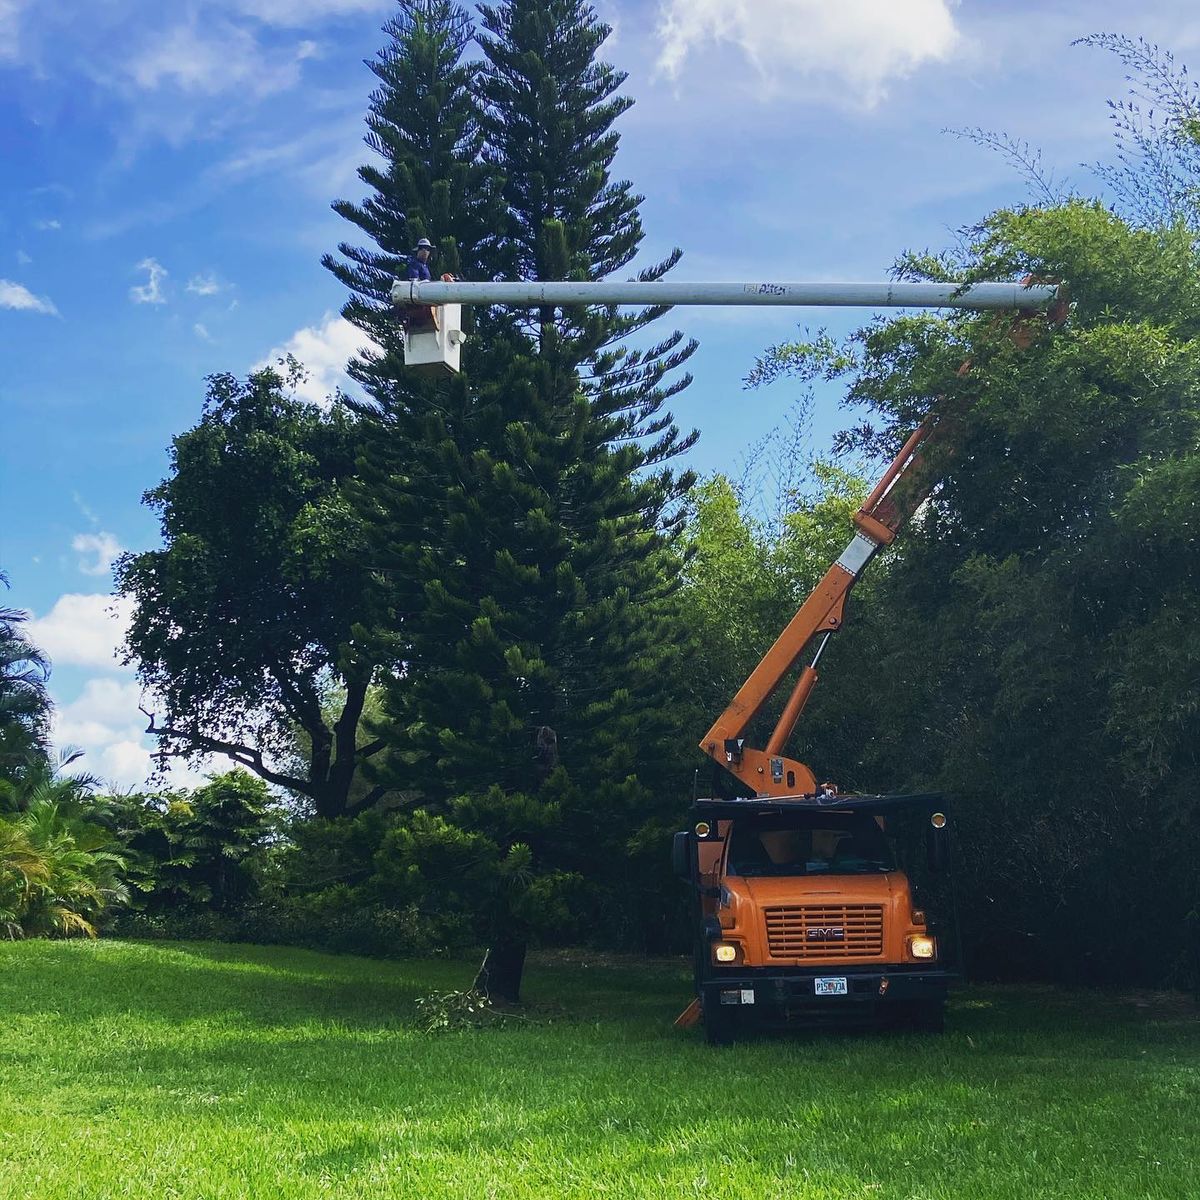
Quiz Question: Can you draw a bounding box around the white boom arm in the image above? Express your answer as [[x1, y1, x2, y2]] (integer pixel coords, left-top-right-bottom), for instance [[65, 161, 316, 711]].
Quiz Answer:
[[391, 278, 1063, 311]]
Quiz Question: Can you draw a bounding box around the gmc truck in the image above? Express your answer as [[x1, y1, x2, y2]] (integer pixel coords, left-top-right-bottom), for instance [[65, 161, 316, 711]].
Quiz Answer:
[[674, 794, 955, 1043]]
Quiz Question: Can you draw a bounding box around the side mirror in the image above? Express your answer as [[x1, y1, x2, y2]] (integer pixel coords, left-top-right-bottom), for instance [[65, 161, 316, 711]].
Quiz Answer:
[[671, 831, 692, 881], [926, 812, 950, 873]]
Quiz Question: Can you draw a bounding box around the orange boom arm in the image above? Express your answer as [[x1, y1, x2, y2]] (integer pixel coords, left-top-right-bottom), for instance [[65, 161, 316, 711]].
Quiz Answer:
[[701, 285, 1067, 798], [699, 409, 952, 797]]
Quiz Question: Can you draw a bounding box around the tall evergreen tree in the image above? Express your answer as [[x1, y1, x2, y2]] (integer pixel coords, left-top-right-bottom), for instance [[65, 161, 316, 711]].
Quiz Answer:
[[403, 0, 698, 998], [322, 0, 511, 742], [322, 0, 511, 545], [323, 0, 503, 321], [329, 0, 699, 1000]]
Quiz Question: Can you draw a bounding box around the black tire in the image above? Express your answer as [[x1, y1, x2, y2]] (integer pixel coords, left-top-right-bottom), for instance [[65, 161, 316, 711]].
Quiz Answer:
[[702, 999, 737, 1046]]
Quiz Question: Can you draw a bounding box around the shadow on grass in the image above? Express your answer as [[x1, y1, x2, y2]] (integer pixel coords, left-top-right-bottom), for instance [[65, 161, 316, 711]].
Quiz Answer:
[[4, 936, 1199, 1193], [684, 984, 1199, 1060], [299, 1136, 387, 1180], [2, 939, 1194, 1054], [0, 939, 472, 1032]]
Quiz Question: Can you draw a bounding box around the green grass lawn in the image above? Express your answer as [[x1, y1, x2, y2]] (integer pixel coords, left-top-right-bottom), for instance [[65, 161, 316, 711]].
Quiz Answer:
[[0, 940, 1196, 1199]]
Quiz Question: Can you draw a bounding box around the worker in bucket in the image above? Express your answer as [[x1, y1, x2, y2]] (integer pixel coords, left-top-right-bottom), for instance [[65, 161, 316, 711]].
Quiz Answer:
[[407, 237, 435, 281], [399, 238, 438, 332]]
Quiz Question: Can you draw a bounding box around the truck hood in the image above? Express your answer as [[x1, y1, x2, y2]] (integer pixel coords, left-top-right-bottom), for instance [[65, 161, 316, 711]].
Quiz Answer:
[[733, 872, 898, 906]]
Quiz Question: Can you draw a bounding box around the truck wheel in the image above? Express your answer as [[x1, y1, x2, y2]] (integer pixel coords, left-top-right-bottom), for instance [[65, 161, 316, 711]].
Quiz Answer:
[[702, 1000, 737, 1046]]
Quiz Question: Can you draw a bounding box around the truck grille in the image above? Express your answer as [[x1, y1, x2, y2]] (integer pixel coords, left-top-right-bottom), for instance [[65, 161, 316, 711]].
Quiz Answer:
[[764, 904, 884, 959]]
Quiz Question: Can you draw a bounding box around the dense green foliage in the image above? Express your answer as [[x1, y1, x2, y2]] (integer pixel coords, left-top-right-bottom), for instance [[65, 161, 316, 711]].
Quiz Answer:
[[111, 782, 464, 959], [0, 802, 126, 939], [2, 939, 1197, 1199], [733, 201, 1200, 985], [0, 755, 128, 938], [105, 771, 280, 916], [678, 464, 878, 789], [116, 365, 388, 818]]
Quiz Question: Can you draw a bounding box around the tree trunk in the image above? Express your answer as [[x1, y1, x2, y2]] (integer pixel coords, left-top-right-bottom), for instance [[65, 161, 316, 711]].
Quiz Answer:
[[473, 939, 527, 1004]]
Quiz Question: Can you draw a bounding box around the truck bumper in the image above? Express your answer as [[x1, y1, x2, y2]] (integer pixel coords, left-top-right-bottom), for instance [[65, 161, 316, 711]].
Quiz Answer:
[[700, 965, 956, 1021]]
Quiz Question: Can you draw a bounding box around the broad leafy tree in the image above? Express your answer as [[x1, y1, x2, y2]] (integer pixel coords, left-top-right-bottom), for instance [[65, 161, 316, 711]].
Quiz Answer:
[[116, 365, 390, 819]]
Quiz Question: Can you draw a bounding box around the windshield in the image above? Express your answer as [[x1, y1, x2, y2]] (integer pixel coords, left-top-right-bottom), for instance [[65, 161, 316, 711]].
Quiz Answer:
[[725, 813, 895, 877]]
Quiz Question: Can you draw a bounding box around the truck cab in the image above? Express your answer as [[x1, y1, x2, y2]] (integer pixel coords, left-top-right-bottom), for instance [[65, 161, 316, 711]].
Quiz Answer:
[[674, 794, 956, 1043]]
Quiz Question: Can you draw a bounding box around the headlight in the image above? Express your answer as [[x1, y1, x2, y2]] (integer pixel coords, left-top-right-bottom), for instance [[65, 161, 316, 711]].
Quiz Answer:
[[908, 935, 937, 960], [713, 942, 740, 964]]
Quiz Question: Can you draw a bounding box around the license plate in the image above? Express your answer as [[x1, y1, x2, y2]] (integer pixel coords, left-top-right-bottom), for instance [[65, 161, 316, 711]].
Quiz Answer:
[[814, 976, 848, 996]]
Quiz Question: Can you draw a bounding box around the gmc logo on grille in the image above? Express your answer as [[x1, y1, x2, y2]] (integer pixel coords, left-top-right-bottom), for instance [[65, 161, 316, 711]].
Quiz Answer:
[[806, 927, 845, 941]]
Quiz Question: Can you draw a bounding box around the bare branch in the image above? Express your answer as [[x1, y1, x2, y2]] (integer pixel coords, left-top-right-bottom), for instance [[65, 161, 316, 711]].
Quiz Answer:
[[140, 706, 315, 797]]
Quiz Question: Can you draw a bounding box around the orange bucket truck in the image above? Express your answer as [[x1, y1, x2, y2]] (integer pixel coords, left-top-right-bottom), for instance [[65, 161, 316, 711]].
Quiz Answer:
[[673, 405, 960, 1043], [673, 286, 1067, 1044]]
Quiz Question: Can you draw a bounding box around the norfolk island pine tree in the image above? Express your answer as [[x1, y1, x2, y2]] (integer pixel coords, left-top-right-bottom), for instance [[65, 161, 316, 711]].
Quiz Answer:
[[324, 0, 699, 1001]]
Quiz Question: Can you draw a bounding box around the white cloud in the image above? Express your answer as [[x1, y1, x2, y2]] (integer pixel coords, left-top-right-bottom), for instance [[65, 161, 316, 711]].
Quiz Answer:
[[186, 271, 222, 296], [209, 110, 365, 195], [0, 0, 23, 61], [194, 321, 213, 342], [34, 218, 61, 231], [98, 740, 160, 789], [126, 19, 318, 98], [655, 0, 961, 106], [54, 679, 146, 762], [257, 312, 377, 406], [41, 13, 343, 164], [72, 531, 125, 577], [129, 257, 168, 304], [28, 593, 134, 672], [51, 678, 214, 792], [16, 249, 32, 264], [0, 278, 58, 315], [229, 0, 385, 26]]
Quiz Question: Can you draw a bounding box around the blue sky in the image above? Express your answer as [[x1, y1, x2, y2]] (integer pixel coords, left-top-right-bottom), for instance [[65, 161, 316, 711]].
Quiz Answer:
[[2, 0, 1197, 789]]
